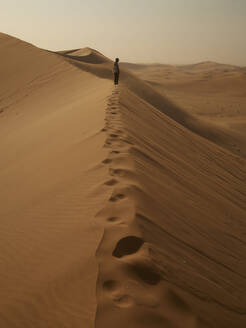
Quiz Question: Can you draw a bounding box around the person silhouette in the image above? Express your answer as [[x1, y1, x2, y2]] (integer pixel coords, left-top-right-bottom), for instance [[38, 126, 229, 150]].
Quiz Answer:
[[113, 58, 120, 85]]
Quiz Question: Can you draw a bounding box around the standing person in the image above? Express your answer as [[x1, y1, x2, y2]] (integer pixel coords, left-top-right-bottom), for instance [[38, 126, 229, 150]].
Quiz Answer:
[[113, 58, 120, 85]]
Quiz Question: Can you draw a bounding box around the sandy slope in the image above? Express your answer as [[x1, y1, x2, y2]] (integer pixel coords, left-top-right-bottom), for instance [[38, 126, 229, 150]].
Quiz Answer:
[[121, 61, 246, 158], [0, 33, 246, 328], [0, 33, 113, 327], [96, 86, 246, 328]]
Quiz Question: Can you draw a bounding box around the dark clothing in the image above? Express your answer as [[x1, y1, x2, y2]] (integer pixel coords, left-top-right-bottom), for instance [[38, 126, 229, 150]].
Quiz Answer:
[[113, 61, 120, 85], [113, 62, 120, 74], [114, 72, 119, 85]]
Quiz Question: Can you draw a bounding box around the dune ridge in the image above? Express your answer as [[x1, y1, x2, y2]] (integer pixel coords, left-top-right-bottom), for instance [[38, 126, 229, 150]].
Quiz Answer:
[[57, 47, 246, 158]]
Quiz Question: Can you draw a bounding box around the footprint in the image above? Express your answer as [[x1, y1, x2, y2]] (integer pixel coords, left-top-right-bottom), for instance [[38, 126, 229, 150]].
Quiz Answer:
[[107, 217, 120, 223], [101, 128, 107, 132], [114, 295, 134, 308], [109, 193, 126, 202], [109, 168, 125, 177], [110, 134, 118, 138], [110, 150, 120, 155], [107, 217, 126, 227], [102, 159, 112, 164], [112, 236, 144, 258], [104, 179, 118, 186], [111, 112, 117, 115], [103, 280, 134, 308], [129, 262, 161, 285], [103, 280, 122, 294]]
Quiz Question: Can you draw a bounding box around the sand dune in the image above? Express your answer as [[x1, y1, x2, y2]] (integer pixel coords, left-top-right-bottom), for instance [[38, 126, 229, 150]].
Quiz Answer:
[[96, 87, 246, 328], [0, 33, 246, 328], [0, 33, 113, 327], [121, 61, 246, 157]]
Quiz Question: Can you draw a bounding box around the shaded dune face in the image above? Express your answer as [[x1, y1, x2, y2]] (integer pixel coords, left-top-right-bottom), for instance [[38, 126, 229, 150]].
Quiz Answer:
[[0, 33, 246, 328], [121, 61, 246, 158]]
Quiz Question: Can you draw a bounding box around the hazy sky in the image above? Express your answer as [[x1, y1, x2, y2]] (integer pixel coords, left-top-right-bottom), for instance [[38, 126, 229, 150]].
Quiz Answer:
[[1, 0, 246, 65]]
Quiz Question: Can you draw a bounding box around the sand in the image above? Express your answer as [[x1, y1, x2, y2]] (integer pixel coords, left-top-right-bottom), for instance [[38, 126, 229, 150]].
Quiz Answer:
[[122, 61, 246, 157], [0, 33, 246, 328]]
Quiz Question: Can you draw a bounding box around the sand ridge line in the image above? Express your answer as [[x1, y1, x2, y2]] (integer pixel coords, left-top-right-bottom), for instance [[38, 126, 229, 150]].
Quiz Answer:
[[95, 86, 198, 328], [95, 85, 148, 323]]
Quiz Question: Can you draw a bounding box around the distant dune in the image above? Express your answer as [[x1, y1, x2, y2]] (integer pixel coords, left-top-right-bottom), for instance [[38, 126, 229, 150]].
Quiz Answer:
[[0, 33, 246, 328], [122, 61, 246, 157]]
